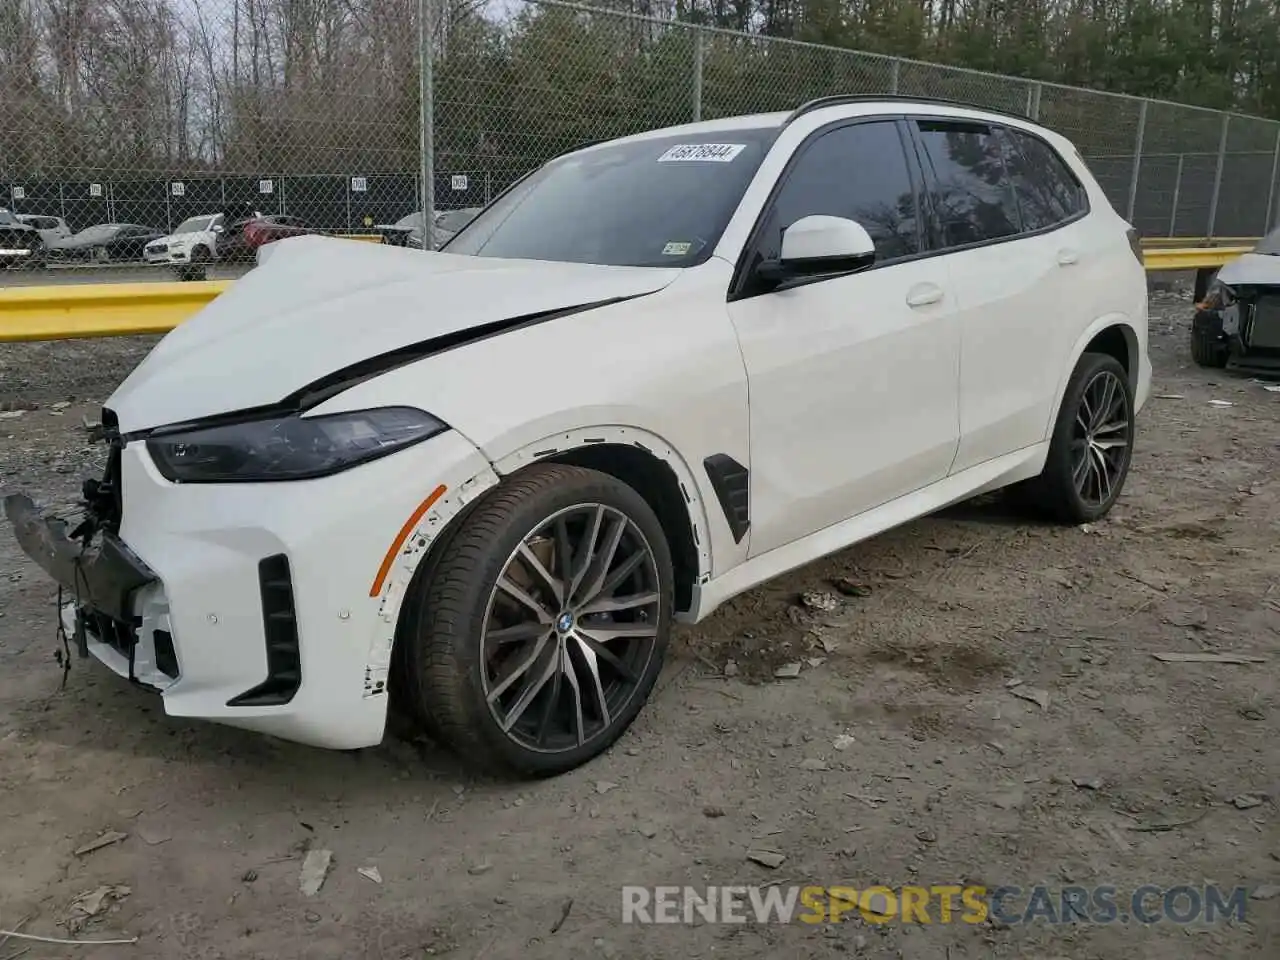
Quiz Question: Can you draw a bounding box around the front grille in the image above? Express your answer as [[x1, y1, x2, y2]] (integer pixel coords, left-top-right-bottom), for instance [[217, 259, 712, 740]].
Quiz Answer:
[[227, 554, 302, 707], [148, 244, 168, 254], [88, 610, 138, 661], [1249, 296, 1280, 350]]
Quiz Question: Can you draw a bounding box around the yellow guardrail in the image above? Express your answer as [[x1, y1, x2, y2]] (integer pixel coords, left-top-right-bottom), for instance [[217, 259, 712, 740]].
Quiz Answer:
[[0, 281, 229, 342], [0, 243, 1258, 343]]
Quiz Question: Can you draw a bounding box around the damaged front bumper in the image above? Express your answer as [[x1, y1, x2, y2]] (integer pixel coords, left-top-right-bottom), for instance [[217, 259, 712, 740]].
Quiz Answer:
[[3, 493, 178, 690]]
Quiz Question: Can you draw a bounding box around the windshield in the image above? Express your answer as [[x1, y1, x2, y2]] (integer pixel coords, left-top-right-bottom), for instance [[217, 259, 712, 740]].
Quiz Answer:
[[174, 215, 217, 234], [73, 224, 119, 243], [444, 128, 778, 266]]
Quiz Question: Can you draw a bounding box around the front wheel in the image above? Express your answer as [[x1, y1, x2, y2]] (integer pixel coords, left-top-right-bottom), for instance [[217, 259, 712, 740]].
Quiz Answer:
[[394, 464, 673, 777], [1011, 352, 1136, 524]]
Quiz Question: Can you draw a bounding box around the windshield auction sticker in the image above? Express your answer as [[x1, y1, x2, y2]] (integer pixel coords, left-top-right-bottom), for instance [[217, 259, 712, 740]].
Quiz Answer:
[[657, 143, 746, 163]]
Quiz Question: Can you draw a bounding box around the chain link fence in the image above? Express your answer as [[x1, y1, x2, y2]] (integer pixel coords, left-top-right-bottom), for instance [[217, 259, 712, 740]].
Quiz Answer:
[[2, 0, 1279, 281]]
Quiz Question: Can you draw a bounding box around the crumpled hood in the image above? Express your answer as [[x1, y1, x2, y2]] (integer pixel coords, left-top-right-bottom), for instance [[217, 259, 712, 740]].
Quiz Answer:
[[1215, 252, 1280, 286], [107, 235, 679, 432]]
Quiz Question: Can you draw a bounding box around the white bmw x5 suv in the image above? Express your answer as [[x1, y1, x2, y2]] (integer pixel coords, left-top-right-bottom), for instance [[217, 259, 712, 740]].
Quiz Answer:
[[6, 96, 1150, 777]]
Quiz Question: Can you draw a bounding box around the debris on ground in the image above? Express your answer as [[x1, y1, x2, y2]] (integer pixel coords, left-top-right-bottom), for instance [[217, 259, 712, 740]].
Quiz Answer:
[[1010, 686, 1050, 710], [1231, 794, 1266, 810], [830, 577, 872, 598], [746, 849, 786, 869], [1152, 651, 1267, 664], [798, 757, 829, 771], [723, 659, 739, 678], [833, 734, 857, 750], [594, 780, 618, 795], [467, 860, 494, 875], [299, 848, 334, 897], [73, 830, 127, 856], [1072, 777, 1104, 791], [358, 866, 383, 884], [65, 884, 131, 934], [774, 662, 802, 679], [703, 805, 726, 818], [800, 590, 840, 611], [549, 897, 574, 934], [1251, 884, 1280, 900]]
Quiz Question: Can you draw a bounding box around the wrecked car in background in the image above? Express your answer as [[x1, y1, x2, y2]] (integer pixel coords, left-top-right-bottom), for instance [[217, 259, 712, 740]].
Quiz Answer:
[[1192, 228, 1280, 373]]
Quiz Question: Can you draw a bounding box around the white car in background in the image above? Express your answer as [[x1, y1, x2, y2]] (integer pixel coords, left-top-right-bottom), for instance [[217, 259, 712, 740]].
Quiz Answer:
[[144, 213, 226, 279], [5, 96, 1149, 779], [16, 213, 72, 245]]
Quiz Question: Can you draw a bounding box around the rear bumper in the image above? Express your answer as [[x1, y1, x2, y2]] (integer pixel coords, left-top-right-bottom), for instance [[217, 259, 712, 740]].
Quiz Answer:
[[4, 428, 496, 750]]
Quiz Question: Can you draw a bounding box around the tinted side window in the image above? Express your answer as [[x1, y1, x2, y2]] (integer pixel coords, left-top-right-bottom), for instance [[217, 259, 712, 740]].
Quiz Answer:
[[1006, 130, 1086, 231], [914, 120, 1021, 247], [760, 121, 921, 263]]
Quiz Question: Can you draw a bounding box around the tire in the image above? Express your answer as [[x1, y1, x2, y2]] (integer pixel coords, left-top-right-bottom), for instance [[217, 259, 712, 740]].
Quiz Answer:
[[395, 463, 674, 778], [177, 246, 211, 282], [92, 245, 111, 264], [1012, 352, 1135, 524], [1190, 325, 1228, 368]]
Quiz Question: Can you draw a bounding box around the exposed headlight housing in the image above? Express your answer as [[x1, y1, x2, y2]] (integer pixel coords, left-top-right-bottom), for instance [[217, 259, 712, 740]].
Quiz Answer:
[[146, 407, 448, 483], [1197, 280, 1234, 311]]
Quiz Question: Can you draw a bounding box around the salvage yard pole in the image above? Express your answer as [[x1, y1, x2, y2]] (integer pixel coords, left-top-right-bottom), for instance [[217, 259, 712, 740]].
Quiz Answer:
[[1126, 99, 1147, 225], [692, 28, 703, 122], [419, 0, 435, 248], [1267, 126, 1280, 233], [1206, 113, 1229, 240]]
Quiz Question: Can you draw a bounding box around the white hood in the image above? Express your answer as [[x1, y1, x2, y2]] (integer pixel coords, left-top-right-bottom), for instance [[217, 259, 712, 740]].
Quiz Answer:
[[108, 235, 680, 432]]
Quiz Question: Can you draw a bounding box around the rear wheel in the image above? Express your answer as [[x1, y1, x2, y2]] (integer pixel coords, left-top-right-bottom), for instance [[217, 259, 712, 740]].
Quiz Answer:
[[395, 464, 673, 777], [1010, 352, 1135, 524]]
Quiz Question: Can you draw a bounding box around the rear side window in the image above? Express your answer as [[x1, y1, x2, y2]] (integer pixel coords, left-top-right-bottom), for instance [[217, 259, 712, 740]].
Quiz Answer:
[[913, 119, 1021, 248], [1005, 130, 1087, 231], [760, 120, 922, 262]]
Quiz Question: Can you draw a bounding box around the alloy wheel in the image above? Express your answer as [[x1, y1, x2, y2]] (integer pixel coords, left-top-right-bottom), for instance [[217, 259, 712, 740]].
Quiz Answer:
[[480, 503, 661, 754], [1070, 369, 1131, 508]]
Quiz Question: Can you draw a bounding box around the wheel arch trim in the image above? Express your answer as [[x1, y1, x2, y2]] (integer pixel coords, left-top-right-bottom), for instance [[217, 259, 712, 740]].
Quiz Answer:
[[488, 425, 716, 595], [1043, 313, 1140, 441]]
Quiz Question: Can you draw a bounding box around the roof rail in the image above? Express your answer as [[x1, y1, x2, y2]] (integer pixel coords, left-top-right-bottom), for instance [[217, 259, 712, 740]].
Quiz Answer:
[[785, 94, 1034, 127]]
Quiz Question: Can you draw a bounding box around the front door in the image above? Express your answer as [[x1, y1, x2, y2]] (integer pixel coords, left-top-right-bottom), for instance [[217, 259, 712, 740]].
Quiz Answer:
[[726, 118, 963, 558]]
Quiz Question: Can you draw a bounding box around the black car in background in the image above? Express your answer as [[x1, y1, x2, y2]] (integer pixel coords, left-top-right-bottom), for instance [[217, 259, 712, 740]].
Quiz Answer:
[[46, 223, 165, 264], [0, 207, 45, 269]]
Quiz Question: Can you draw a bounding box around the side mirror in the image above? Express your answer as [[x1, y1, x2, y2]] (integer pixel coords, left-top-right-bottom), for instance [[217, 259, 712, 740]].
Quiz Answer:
[[780, 215, 875, 273]]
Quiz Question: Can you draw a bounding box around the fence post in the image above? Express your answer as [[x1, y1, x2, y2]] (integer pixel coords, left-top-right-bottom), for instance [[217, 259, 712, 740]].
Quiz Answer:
[[1125, 99, 1148, 224], [1168, 154, 1184, 238], [1206, 113, 1229, 239], [692, 27, 703, 122], [889, 59, 900, 95], [1266, 127, 1280, 233], [418, 0, 435, 247], [1026, 82, 1041, 121]]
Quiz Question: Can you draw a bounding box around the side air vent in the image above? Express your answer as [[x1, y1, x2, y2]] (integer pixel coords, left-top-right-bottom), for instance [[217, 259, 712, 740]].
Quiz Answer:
[[228, 554, 302, 707], [703, 454, 750, 544]]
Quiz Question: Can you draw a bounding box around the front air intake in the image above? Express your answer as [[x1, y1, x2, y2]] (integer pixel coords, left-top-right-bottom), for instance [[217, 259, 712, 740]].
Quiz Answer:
[[227, 554, 302, 707]]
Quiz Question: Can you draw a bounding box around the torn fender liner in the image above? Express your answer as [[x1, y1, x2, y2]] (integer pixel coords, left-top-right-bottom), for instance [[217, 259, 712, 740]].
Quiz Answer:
[[4, 494, 156, 622]]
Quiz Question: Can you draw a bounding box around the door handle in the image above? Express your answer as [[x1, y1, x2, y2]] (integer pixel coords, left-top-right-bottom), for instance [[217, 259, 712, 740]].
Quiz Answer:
[[1057, 248, 1080, 266], [905, 283, 944, 308]]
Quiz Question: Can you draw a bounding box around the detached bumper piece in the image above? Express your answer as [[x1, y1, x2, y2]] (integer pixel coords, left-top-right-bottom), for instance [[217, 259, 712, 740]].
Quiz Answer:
[[4, 493, 154, 623], [1198, 292, 1280, 375]]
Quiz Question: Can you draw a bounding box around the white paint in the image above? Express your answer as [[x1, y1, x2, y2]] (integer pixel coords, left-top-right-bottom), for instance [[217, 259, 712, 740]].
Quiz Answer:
[[62, 99, 1146, 753]]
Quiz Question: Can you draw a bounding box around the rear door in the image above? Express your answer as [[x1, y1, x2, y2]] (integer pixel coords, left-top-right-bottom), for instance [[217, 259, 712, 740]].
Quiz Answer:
[[909, 117, 1078, 473]]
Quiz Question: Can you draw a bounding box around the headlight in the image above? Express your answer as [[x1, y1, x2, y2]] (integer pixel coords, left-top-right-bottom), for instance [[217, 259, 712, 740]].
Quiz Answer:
[[146, 407, 448, 483]]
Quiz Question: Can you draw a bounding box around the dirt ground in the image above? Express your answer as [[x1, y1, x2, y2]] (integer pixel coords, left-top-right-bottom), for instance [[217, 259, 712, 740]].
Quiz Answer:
[[0, 287, 1277, 960]]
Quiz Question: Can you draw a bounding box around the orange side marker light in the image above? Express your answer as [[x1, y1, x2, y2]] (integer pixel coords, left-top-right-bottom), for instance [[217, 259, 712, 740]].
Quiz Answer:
[[369, 484, 447, 597]]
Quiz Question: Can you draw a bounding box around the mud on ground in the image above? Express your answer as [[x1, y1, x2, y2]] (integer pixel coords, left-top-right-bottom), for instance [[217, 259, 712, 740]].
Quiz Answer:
[[0, 289, 1277, 959]]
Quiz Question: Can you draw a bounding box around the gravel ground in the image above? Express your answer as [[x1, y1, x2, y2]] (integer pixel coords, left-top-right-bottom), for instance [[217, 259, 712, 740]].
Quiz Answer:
[[1, 288, 1278, 959]]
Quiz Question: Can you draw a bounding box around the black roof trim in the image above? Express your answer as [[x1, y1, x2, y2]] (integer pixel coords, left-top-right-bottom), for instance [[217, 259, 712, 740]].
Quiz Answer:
[[785, 95, 1034, 127]]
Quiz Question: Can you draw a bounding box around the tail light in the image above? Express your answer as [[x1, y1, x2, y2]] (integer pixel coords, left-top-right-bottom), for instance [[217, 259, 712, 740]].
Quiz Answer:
[[1126, 226, 1143, 266]]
